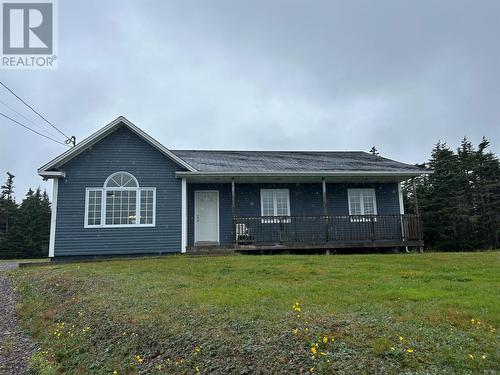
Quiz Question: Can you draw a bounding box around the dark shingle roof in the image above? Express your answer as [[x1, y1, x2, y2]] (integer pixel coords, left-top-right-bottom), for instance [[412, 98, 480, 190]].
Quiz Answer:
[[171, 150, 426, 174]]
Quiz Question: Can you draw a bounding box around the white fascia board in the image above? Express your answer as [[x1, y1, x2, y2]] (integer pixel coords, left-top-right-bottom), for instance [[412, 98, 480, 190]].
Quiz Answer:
[[38, 171, 66, 178], [176, 170, 431, 178], [37, 116, 196, 174]]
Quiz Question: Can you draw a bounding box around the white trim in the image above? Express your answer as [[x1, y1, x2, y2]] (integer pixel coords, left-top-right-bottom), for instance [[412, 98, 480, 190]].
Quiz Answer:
[[38, 116, 196, 174], [48, 178, 59, 257], [84, 188, 104, 228], [260, 188, 291, 217], [39, 171, 65, 178], [398, 182, 407, 244], [84, 172, 157, 228], [176, 170, 430, 177], [181, 178, 187, 253], [347, 188, 378, 215], [194, 190, 220, 244], [104, 171, 139, 188], [398, 182, 405, 214]]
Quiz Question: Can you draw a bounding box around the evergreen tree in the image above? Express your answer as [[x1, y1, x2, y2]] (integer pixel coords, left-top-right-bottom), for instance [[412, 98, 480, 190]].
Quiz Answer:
[[1, 172, 15, 200], [0, 172, 17, 235], [0, 186, 51, 258], [473, 138, 500, 248], [369, 146, 380, 156], [404, 138, 500, 250]]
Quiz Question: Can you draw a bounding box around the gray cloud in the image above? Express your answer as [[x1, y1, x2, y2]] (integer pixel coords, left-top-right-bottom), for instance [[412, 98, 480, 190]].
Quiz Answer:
[[1, 0, 499, 199]]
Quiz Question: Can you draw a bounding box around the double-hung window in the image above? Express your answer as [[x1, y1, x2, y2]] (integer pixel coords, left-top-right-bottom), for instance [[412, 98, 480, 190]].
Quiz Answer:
[[85, 172, 156, 228], [348, 188, 377, 217], [260, 189, 290, 223]]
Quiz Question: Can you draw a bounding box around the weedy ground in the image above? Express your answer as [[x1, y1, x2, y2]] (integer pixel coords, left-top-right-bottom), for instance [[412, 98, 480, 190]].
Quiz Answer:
[[8, 252, 500, 374]]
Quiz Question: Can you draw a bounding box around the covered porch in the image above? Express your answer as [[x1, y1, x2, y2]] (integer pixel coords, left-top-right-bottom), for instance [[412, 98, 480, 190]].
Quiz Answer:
[[179, 173, 423, 252]]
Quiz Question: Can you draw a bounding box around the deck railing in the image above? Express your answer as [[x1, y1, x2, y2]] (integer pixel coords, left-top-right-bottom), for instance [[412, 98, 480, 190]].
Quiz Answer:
[[233, 214, 423, 245]]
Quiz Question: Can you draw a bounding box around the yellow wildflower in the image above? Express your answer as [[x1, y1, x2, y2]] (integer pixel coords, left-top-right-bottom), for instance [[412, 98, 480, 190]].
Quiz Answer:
[[468, 354, 474, 360], [113, 371, 118, 375], [399, 336, 404, 342], [320, 352, 326, 356], [293, 328, 298, 335], [309, 367, 315, 373], [134, 355, 143, 363], [406, 348, 414, 353], [195, 346, 201, 353], [195, 366, 200, 373], [322, 336, 328, 343], [311, 347, 317, 355]]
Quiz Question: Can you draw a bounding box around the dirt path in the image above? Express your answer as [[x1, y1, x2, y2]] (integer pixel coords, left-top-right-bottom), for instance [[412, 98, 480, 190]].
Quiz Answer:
[[0, 262, 37, 375]]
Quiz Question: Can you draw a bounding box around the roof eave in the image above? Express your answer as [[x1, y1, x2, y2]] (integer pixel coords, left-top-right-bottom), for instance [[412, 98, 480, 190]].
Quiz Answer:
[[176, 170, 431, 178], [38, 170, 66, 179]]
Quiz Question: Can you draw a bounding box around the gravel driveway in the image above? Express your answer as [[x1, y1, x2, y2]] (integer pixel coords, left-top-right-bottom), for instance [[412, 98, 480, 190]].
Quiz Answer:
[[0, 262, 37, 375]]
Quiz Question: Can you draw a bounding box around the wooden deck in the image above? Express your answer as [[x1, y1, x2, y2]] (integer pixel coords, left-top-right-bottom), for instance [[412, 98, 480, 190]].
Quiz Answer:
[[188, 214, 424, 253]]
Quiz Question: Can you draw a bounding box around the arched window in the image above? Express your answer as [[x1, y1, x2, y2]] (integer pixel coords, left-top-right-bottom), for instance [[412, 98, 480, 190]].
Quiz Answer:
[[85, 172, 156, 228], [104, 172, 138, 188]]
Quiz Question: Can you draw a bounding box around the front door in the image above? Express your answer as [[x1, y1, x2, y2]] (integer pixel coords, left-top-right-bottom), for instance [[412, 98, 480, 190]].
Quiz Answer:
[[194, 191, 219, 244]]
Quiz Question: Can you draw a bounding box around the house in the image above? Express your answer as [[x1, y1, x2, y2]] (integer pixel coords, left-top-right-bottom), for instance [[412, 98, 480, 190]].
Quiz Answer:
[[38, 116, 428, 258]]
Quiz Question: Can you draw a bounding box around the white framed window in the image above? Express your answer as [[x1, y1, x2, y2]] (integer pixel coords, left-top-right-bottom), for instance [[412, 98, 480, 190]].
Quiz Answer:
[[260, 189, 290, 223], [85, 189, 102, 226], [84, 172, 156, 228], [348, 188, 377, 215]]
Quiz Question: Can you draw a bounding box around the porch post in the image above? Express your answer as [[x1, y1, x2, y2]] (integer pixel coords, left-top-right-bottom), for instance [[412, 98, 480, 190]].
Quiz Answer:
[[231, 178, 236, 243], [398, 182, 407, 247], [412, 177, 420, 215], [322, 178, 329, 243], [412, 177, 424, 252], [322, 178, 328, 216], [181, 178, 187, 253], [48, 178, 59, 258]]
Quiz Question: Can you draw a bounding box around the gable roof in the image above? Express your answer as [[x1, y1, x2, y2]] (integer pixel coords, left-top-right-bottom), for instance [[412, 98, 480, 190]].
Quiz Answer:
[[172, 150, 427, 176], [38, 116, 196, 177], [38, 116, 429, 179]]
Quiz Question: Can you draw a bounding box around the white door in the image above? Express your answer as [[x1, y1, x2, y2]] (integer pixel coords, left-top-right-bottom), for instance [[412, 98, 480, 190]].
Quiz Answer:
[[194, 191, 219, 244]]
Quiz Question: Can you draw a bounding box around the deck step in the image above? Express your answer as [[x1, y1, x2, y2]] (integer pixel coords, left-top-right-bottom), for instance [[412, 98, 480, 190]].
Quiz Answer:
[[186, 247, 235, 256]]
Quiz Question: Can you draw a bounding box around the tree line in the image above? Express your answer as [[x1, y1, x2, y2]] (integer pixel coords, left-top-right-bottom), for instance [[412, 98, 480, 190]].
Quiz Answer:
[[0, 172, 51, 259], [402, 137, 499, 250]]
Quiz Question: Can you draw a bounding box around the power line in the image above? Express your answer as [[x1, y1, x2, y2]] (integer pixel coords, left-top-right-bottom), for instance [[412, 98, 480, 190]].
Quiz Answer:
[[0, 112, 70, 147], [0, 81, 73, 142], [0, 98, 61, 140]]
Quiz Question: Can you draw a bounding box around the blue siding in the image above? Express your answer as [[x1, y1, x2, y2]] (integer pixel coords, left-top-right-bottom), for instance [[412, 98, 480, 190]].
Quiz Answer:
[[54, 125, 184, 256], [188, 182, 400, 246]]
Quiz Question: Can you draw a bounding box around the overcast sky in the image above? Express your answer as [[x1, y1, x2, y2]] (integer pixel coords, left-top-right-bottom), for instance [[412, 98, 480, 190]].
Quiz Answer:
[[1, 0, 499, 200]]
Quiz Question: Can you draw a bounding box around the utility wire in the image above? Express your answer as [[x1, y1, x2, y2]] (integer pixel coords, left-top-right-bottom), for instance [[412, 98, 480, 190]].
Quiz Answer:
[[0, 81, 72, 142], [0, 112, 70, 147], [0, 98, 61, 140]]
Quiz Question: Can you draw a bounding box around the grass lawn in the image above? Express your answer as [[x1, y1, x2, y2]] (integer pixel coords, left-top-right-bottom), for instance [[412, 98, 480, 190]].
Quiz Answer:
[[9, 252, 500, 374]]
